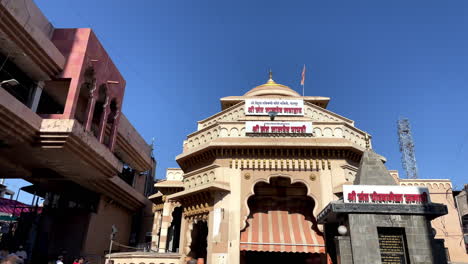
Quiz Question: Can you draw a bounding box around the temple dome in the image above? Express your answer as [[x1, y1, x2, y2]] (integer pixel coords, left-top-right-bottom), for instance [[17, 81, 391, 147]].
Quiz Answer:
[[244, 74, 300, 97]]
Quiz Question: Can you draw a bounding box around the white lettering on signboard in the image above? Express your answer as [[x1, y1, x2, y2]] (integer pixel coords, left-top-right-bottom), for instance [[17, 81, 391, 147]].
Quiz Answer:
[[245, 121, 312, 134], [343, 185, 431, 204], [245, 99, 304, 116]]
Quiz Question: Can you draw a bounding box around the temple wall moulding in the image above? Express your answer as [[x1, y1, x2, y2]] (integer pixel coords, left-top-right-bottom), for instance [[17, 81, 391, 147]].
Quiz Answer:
[[182, 169, 216, 189], [197, 101, 354, 129], [230, 158, 332, 171], [152, 203, 164, 212], [400, 181, 452, 190], [179, 147, 362, 172], [183, 203, 212, 220], [170, 190, 215, 221], [184, 122, 368, 151]]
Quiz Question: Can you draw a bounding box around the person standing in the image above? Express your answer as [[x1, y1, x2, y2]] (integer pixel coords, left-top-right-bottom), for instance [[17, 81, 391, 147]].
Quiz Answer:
[[56, 256, 64, 264], [14, 246, 26, 263]]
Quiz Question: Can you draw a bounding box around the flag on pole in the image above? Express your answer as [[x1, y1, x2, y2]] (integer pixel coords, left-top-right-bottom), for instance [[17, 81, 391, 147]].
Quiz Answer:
[[300, 64, 306, 86]]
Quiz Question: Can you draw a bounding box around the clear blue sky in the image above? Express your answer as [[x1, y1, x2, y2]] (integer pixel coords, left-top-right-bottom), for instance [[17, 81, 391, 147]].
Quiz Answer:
[[13, 0, 468, 202]]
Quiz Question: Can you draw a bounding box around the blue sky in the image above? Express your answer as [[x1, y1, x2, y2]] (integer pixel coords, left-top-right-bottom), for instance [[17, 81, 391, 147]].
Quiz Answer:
[[13, 0, 468, 202]]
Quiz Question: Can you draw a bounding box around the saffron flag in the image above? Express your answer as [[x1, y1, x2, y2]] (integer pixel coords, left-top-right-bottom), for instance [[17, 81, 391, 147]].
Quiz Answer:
[[301, 64, 306, 86]]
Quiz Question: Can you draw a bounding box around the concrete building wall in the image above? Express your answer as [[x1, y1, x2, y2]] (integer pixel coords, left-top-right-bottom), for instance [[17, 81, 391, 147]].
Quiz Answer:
[[429, 185, 467, 263], [3, 0, 55, 38], [394, 174, 468, 263], [0, 0, 65, 80], [82, 198, 133, 263]]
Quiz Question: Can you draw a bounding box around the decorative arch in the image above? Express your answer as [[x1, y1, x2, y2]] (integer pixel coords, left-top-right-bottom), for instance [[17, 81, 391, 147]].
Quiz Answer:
[[334, 128, 343, 138], [220, 128, 228, 137], [230, 127, 239, 137], [240, 175, 325, 254], [240, 127, 246, 136], [209, 171, 215, 181], [323, 127, 333, 137], [185, 218, 208, 259], [91, 84, 108, 137], [241, 173, 320, 231], [313, 127, 322, 137]]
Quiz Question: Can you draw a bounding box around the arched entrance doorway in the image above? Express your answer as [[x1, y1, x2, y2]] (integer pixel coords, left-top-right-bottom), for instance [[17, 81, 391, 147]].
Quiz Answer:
[[166, 207, 182, 253], [240, 177, 326, 264], [188, 220, 208, 262]]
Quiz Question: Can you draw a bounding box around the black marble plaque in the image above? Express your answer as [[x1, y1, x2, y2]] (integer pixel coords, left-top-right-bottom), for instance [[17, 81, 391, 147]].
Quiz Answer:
[[378, 229, 408, 264]]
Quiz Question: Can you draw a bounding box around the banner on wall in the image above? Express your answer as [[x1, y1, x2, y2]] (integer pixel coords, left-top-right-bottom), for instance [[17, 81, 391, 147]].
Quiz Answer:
[[245, 121, 312, 134], [245, 99, 304, 116], [343, 185, 431, 204]]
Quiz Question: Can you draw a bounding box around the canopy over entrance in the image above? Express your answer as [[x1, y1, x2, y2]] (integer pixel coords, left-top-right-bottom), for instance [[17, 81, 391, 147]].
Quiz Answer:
[[240, 177, 325, 253]]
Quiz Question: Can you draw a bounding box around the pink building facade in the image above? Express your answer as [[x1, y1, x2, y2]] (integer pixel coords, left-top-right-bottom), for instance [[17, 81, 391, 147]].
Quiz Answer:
[[0, 1, 155, 263]]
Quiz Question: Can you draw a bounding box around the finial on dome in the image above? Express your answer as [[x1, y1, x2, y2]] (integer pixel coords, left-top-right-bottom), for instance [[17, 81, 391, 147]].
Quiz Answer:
[[267, 69, 276, 84]]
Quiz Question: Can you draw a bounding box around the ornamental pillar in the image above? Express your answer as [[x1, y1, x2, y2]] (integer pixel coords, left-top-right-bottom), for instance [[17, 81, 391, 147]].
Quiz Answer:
[[83, 83, 97, 131], [97, 96, 110, 143], [108, 109, 120, 151], [158, 201, 176, 253], [151, 208, 163, 251]]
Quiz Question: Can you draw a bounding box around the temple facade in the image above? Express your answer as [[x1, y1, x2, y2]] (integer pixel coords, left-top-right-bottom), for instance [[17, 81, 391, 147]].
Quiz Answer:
[[142, 74, 468, 264]]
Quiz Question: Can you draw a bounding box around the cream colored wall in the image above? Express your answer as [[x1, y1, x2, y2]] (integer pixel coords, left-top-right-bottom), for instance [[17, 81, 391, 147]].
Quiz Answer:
[[110, 254, 181, 264], [399, 179, 468, 263], [166, 168, 184, 180], [82, 198, 133, 262], [208, 168, 241, 264], [174, 167, 240, 264]]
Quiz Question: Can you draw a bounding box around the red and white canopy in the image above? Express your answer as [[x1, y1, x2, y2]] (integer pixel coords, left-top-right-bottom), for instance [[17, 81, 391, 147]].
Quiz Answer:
[[240, 210, 325, 253]]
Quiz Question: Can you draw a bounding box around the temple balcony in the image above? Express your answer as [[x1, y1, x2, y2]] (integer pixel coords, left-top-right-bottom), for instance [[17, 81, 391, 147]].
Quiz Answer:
[[183, 121, 370, 153]]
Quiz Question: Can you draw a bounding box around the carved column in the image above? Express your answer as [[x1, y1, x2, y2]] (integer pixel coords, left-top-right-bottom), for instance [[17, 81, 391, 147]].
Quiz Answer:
[[84, 82, 97, 131], [108, 108, 120, 151], [184, 219, 195, 255], [97, 96, 110, 143], [151, 206, 163, 251]]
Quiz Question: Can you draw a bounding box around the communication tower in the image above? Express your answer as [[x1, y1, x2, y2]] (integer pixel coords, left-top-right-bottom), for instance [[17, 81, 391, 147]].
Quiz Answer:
[[397, 118, 419, 179]]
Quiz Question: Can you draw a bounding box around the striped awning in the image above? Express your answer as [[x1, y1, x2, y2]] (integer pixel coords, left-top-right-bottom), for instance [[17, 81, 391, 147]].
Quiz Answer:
[[240, 210, 325, 253]]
